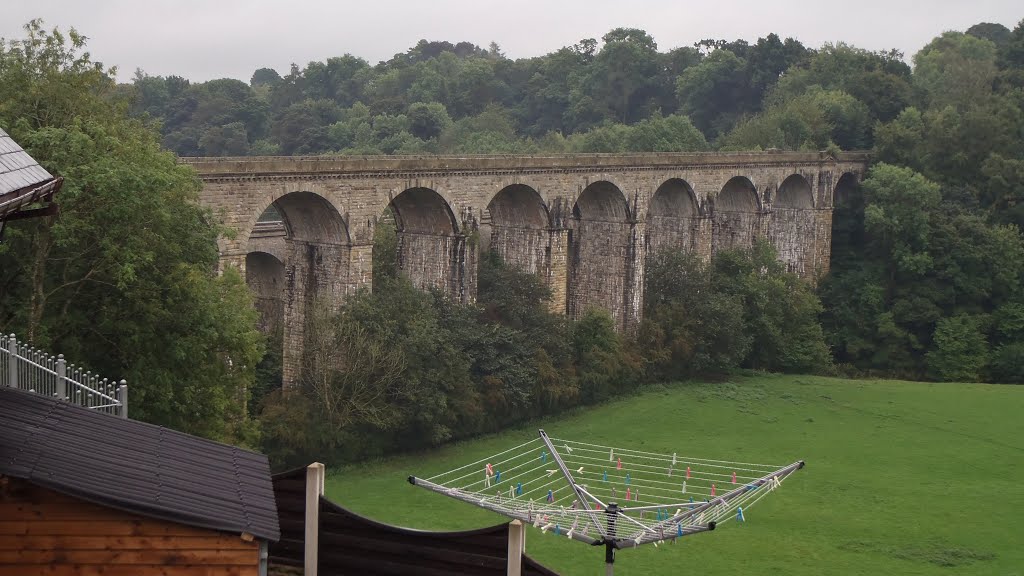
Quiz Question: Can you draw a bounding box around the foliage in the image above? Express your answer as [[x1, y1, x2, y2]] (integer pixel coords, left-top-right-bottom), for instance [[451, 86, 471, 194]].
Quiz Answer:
[[912, 32, 998, 112], [768, 43, 912, 123], [261, 245, 642, 467], [821, 164, 1024, 379], [926, 314, 989, 381], [567, 113, 708, 152], [0, 21, 264, 442], [122, 27, 814, 155], [720, 87, 871, 150], [571, 309, 639, 402], [642, 243, 831, 379], [675, 49, 748, 138], [639, 250, 748, 379]]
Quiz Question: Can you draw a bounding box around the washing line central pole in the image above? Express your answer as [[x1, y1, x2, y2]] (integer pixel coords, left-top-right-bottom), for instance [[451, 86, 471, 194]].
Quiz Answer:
[[605, 503, 618, 576]]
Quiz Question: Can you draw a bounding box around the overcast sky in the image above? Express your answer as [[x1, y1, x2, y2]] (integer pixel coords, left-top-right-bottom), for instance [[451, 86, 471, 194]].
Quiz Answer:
[[3, 1, 1021, 82]]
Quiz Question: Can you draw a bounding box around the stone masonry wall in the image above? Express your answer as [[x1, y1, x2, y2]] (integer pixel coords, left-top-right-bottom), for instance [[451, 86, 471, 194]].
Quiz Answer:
[[568, 219, 633, 330], [647, 215, 706, 257], [769, 208, 819, 278], [712, 211, 763, 254], [811, 209, 834, 280], [245, 252, 285, 335], [489, 225, 569, 313], [281, 240, 351, 387], [186, 152, 867, 387]]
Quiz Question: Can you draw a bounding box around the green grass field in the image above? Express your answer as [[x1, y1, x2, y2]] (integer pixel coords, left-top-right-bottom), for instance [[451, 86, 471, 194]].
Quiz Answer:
[[325, 375, 1024, 575]]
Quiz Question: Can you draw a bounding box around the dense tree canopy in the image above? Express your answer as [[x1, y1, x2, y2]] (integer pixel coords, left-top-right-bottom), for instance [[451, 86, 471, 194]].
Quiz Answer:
[[0, 21, 264, 442]]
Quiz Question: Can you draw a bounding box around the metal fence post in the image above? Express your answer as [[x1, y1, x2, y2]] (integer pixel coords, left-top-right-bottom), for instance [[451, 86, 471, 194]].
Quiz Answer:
[[56, 354, 67, 400], [118, 380, 128, 419], [7, 334, 17, 389]]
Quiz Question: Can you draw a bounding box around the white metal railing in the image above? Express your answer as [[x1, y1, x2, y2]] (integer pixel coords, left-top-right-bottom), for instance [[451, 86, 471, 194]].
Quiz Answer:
[[0, 333, 127, 418]]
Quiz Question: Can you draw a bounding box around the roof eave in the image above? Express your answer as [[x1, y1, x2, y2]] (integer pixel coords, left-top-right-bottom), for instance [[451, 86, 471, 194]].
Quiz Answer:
[[0, 176, 63, 221]]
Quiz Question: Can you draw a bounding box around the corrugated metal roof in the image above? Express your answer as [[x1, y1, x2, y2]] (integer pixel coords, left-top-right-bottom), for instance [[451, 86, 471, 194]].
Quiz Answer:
[[0, 127, 54, 196], [0, 386, 280, 542]]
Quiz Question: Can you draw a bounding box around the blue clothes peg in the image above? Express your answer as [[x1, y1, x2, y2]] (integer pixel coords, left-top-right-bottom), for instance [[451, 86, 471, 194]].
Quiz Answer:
[[546, 489, 554, 503], [737, 507, 745, 522], [689, 496, 694, 504], [495, 470, 501, 483], [603, 470, 608, 482], [516, 482, 523, 495], [625, 473, 631, 486], [554, 524, 561, 536], [677, 523, 683, 537], [541, 450, 547, 463]]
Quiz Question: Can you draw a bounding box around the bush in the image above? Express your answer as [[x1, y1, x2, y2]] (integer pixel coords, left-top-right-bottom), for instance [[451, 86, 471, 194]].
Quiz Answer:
[[926, 315, 990, 382], [640, 252, 749, 379], [989, 342, 1024, 383], [642, 242, 832, 379]]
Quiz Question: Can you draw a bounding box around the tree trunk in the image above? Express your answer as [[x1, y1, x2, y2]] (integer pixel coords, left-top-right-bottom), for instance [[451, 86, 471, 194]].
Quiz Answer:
[[27, 223, 54, 342]]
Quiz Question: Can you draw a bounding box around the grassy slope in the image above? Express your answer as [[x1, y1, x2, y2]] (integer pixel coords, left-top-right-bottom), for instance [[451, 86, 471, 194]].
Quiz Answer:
[[325, 375, 1024, 575]]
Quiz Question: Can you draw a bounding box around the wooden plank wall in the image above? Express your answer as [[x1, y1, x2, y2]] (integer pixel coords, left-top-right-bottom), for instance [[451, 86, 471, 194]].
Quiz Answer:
[[0, 478, 259, 576]]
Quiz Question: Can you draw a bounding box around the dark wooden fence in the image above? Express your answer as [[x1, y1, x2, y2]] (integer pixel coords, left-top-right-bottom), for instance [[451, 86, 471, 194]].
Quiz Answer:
[[268, 466, 559, 575], [268, 467, 306, 569]]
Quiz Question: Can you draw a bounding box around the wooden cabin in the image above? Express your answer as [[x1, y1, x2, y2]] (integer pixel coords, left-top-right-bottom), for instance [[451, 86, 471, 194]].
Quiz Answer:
[[0, 386, 280, 575]]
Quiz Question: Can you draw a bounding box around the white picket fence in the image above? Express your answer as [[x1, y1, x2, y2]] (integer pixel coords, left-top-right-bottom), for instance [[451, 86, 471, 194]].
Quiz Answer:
[[0, 333, 127, 418]]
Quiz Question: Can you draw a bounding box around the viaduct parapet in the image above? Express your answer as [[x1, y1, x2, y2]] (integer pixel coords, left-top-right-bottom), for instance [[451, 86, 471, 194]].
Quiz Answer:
[[183, 151, 869, 387]]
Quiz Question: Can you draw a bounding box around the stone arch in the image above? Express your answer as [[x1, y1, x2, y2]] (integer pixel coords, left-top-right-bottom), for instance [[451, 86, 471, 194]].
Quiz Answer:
[[245, 251, 285, 335], [485, 184, 552, 276], [488, 184, 550, 229], [769, 174, 817, 277], [246, 204, 287, 264], [775, 174, 814, 209], [647, 178, 703, 257], [386, 186, 475, 301], [568, 180, 633, 330], [573, 180, 632, 222], [389, 186, 459, 236], [715, 176, 760, 212], [244, 187, 352, 250], [712, 176, 761, 253], [833, 172, 860, 208], [244, 191, 353, 390], [830, 172, 864, 272]]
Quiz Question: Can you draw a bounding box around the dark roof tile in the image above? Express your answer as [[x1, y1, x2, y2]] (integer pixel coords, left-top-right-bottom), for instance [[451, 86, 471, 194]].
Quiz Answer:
[[0, 386, 279, 541], [0, 127, 54, 196]]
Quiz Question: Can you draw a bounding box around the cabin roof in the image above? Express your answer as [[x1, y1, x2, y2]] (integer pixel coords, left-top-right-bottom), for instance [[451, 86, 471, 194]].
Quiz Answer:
[[0, 386, 280, 541], [0, 127, 62, 221]]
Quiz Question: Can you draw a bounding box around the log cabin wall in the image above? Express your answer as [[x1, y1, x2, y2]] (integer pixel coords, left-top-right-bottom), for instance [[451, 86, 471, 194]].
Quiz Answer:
[[0, 478, 261, 576]]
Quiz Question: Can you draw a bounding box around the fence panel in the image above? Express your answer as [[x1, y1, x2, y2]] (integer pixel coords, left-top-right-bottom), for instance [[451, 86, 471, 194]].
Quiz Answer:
[[266, 465, 559, 575], [0, 333, 127, 418]]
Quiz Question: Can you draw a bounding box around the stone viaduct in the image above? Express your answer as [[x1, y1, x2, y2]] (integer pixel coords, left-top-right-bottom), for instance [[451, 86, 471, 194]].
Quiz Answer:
[[183, 152, 869, 387]]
